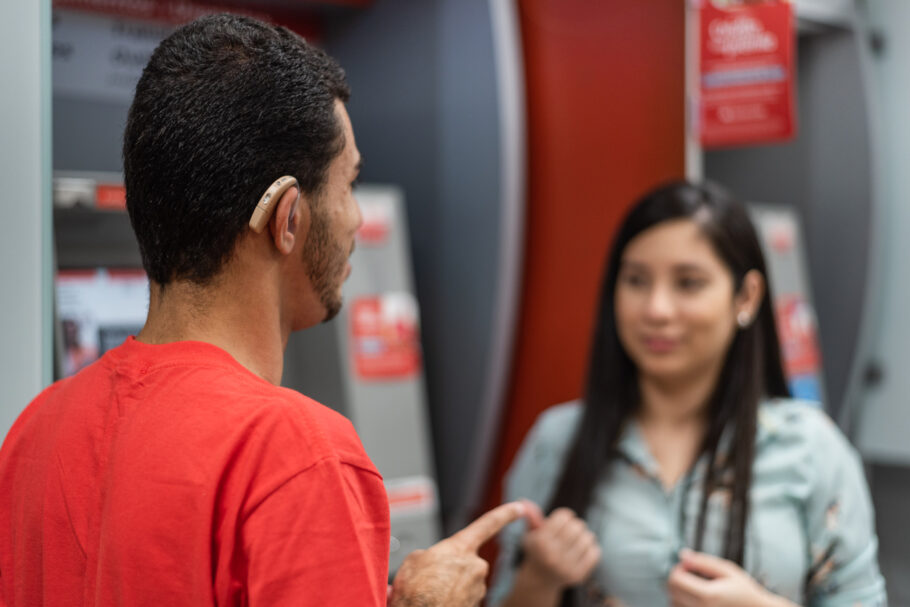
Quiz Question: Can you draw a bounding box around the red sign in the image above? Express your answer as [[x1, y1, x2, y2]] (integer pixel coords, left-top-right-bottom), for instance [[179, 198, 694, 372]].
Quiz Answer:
[[351, 294, 422, 380], [699, 0, 796, 147], [356, 198, 393, 246], [53, 0, 273, 25], [52, 0, 325, 41], [95, 183, 127, 209], [775, 294, 821, 377], [385, 476, 437, 518]]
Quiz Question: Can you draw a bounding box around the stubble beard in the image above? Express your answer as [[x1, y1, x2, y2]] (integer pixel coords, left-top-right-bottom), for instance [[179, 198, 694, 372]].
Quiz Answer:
[[303, 205, 349, 323]]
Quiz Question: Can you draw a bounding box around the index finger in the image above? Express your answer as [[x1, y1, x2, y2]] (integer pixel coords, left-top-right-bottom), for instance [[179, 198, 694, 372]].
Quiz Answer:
[[447, 500, 532, 553]]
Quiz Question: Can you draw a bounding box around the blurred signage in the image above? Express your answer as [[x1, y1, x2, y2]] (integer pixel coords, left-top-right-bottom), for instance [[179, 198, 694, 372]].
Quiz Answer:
[[56, 269, 149, 377], [351, 293, 422, 380], [51, 2, 318, 105], [698, 0, 796, 147], [53, 0, 272, 25], [356, 195, 394, 246], [749, 204, 825, 404], [776, 295, 823, 401], [385, 476, 438, 519], [95, 183, 127, 209], [53, 9, 172, 103]]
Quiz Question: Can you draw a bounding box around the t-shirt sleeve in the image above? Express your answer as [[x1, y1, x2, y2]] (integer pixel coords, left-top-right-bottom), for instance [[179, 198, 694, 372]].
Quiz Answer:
[[487, 404, 580, 607], [240, 458, 390, 607], [803, 410, 886, 607]]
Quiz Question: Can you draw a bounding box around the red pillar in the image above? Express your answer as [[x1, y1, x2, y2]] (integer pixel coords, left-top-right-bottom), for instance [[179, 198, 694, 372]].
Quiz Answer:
[[482, 0, 686, 531]]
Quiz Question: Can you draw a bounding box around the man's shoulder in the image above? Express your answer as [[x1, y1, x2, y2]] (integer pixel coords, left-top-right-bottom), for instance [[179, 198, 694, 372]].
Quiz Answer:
[[260, 386, 368, 462], [82, 342, 372, 475], [185, 370, 374, 473], [116, 340, 353, 436], [7, 340, 377, 477]]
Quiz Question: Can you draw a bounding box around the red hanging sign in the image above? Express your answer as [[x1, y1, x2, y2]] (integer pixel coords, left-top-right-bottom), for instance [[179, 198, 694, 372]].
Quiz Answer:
[[53, 0, 272, 25], [698, 0, 796, 147]]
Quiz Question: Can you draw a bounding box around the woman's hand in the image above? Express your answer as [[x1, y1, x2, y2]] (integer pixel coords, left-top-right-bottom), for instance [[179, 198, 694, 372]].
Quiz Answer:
[[667, 549, 797, 607], [520, 507, 602, 589]]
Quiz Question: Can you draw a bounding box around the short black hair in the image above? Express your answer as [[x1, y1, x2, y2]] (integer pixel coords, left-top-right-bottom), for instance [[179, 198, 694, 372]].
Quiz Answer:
[[123, 13, 350, 285]]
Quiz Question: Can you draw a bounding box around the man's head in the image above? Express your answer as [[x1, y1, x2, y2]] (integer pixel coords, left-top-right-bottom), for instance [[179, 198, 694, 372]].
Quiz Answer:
[[123, 13, 359, 324], [281, 98, 363, 326]]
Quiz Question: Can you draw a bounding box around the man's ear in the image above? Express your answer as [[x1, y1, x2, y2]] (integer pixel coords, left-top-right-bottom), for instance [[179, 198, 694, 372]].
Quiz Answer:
[[269, 186, 309, 255]]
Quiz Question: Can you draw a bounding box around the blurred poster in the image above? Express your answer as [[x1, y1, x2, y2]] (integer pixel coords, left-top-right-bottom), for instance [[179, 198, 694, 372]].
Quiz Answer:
[[56, 269, 149, 377], [51, 2, 317, 102], [351, 293, 422, 380], [749, 204, 825, 404], [52, 9, 172, 104], [775, 294, 823, 401], [53, 0, 271, 25], [385, 476, 438, 520], [356, 195, 394, 246], [699, 0, 796, 147]]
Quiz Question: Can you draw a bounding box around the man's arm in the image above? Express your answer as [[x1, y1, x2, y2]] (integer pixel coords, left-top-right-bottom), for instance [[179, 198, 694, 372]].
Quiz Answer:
[[240, 459, 390, 606]]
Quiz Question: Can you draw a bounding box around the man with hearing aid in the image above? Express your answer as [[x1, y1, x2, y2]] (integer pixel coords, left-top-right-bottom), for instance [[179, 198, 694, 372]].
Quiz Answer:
[[0, 14, 536, 606]]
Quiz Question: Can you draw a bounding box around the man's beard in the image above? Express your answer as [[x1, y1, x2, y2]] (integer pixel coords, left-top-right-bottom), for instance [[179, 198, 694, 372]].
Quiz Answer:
[[302, 206, 350, 322]]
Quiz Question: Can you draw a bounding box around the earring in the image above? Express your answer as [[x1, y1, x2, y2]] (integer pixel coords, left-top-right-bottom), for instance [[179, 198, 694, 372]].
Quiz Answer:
[[737, 311, 751, 328]]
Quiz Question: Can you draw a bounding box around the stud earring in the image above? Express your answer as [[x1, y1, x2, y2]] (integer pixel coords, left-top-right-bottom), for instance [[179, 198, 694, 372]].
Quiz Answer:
[[737, 311, 752, 328]]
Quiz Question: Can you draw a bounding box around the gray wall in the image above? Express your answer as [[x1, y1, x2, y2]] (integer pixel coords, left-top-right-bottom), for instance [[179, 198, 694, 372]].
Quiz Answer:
[[709, 8, 910, 602], [853, 1, 910, 602], [868, 463, 910, 605], [705, 29, 874, 424], [855, 0, 910, 464], [0, 0, 53, 437], [54, 97, 127, 172], [326, 0, 504, 528]]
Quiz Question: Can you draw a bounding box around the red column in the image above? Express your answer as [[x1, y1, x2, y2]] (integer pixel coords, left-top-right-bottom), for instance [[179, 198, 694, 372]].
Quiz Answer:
[[482, 0, 686, 527]]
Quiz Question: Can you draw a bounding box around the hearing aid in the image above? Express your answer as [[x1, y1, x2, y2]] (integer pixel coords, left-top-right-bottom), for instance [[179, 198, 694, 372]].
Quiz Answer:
[[249, 175, 299, 233]]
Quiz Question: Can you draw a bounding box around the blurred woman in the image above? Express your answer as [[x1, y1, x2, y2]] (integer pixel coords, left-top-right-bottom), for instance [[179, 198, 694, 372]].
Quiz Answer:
[[488, 181, 885, 607]]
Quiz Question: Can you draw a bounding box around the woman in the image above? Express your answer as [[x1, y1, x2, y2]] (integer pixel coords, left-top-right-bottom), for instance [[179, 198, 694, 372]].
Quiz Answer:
[[488, 181, 885, 607]]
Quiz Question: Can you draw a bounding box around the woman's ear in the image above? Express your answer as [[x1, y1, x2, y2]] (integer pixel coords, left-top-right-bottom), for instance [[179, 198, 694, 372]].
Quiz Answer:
[[269, 186, 309, 255], [735, 269, 766, 328]]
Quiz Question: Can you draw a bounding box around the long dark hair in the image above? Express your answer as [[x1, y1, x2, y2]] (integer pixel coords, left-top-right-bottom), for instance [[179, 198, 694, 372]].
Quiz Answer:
[[549, 180, 790, 605]]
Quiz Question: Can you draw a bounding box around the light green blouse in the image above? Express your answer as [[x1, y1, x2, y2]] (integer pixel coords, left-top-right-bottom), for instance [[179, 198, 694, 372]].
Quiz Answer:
[[488, 399, 886, 607]]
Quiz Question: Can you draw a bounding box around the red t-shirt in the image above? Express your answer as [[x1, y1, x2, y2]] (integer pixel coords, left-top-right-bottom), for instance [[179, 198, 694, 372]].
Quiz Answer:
[[0, 337, 390, 606]]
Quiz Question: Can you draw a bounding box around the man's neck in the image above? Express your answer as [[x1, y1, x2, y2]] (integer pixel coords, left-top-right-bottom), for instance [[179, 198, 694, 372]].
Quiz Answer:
[[137, 276, 287, 385]]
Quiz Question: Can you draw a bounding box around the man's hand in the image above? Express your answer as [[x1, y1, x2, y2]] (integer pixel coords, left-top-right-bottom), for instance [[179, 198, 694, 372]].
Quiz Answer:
[[389, 500, 542, 607], [667, 549, 796, 607], [520, 507, 601, 590]]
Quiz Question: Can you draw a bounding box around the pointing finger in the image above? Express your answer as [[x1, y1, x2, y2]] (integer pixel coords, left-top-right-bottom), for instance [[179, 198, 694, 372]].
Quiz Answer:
[[523, 499, 545, 530], [447, 500, 530, 553]]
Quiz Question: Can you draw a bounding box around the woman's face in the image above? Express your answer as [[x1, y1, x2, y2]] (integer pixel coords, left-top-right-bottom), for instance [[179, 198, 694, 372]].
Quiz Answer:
[[614, 219, 747, 386]]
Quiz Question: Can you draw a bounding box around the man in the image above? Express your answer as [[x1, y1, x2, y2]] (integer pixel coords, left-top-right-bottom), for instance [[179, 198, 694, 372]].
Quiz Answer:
[[0, 14, 536, 606]]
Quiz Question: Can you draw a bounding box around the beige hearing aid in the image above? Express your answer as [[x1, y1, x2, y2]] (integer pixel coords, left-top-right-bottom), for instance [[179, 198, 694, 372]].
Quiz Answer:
[[249, 176, 299, 233]]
